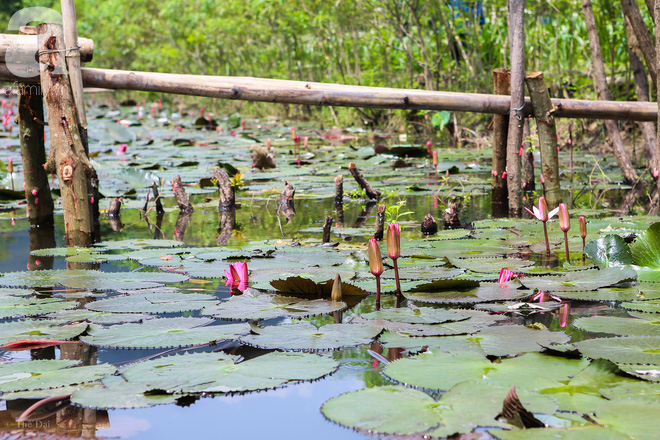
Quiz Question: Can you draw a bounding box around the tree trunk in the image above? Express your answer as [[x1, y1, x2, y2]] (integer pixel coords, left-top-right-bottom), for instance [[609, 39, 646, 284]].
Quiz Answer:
[[582, 0, 639, 184], [492, 68, 510, 216], [506, 0, 526, 216], [18, 28, 53, 228], [621, 0, 657, 90], [214, 168, 235, 211], [624, 17, 658, 171], [653, 0, 660, 215], [526, 71, 561, 207], [37, 23, 93, 247]]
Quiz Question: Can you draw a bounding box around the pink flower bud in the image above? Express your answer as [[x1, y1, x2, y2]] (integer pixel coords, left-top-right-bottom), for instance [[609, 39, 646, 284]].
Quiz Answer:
[[31, 189, 38, 196], [502, 171, 507, 179], [558, 203, 570, 232]]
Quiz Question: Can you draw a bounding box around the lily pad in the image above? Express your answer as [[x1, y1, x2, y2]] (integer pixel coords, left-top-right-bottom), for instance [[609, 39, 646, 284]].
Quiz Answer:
[[85, 292, 217, 314], [620, 299, 660, 313], [71, 375, 176, 409], [0, 320, 88, 345], [359, 306, 467, 325], [81, 317, 249, 349], [574, 336, 660, 364], [0, 360, 115, 393], [0, 296, 78, 319], [121, 351, 339, 393], [520, 267, 637, 292], [473, 325, 570, 357], [584, 235, 633, 268], [572, 316, 660, 337], [238, 322, 382, 351], [404, 282, 531, 304], [201, 290, 345, 321]]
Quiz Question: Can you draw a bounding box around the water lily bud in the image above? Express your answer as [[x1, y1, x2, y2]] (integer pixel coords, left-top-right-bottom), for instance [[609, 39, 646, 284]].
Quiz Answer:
[[290, 126, 296, 140], [432, 151, 438, 167], [538, 197, 549, 222], [579, 216, 587, 239], [558, 203, 570, 232], [367, 238, 384, 276], [7, 157, 13, 174], [331, 273, 342, 301], [241, 119, 246, 130], [386, 223, 401, 260], [266, 138, 271, 150]]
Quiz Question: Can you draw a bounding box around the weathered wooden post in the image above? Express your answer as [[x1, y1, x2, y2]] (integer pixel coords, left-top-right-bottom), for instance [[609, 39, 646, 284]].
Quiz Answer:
[[491, 68, 510, 217], [37, 23, 94, 247], [526, 71, 561, 207], [506, 0, 526, 216], [17, 26, 54, 228]]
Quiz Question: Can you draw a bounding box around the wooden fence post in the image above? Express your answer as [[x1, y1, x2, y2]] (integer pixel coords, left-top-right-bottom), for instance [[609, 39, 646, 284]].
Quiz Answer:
[[506, 0, 526, 216], [491, 68, 510, 217], [18, 26, 54, 228], [526, 71, 561, 208], [37, 23, 93, 247]]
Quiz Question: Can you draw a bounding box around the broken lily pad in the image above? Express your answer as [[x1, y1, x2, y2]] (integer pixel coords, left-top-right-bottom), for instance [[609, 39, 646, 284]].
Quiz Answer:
[[238, 322, 382, 351], [81, 317, 249, 349]]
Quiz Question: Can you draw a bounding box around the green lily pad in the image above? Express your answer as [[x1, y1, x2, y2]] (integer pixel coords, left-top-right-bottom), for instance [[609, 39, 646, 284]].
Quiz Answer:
[[572, 316, 660, 337], [201, 290, 345, 321], [404, 282, 531, 304], [490, 426, 630, 440], [238, 322, 382, 351], [0, 296, 78, 319], [0, 270, 91, 288], [81, 317, 249, 349], [620, 299, 660, 313], [0, 320, 88, 345], [122, 351, 339, 393], [474, 325, 570, 357], [520, 267, 637, 292], [61, 271, 189, 291], [71, 375, 176, 409], [630, 221, 660, 268], [584, 235, 633, 268], [555, 287, 657, 302], [0, 360, 115, 393], [85, 292, 217, 314], [447, 258, 534, 274], [574, 336, 660, 364], [45, 309, 153, 325], [0, 287, 35, 297], [321, 386, 441, 436], [359, 306, 467, 325]]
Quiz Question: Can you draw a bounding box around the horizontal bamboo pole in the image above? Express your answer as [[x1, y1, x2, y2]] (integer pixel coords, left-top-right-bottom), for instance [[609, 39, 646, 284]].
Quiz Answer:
[[0, 65, 656, 121], [0, 33, 94, 63]]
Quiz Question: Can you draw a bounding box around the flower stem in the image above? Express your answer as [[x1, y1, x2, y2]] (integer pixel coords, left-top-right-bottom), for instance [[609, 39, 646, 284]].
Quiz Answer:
[[543, 222, 550, 256], [393, 258, 402, 296], [564, 231, 570, 263], [375, 275, 381, 310]]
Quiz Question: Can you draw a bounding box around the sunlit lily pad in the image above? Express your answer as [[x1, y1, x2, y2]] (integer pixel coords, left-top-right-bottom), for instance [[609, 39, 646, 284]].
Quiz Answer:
[[0, 270, 91, 288], [61, 271, 189, 291], [404, 282, 531, 304], [201, 290, 345, 321], [121, 351, 339, 393], [46, 309, 153, 325], [0, 296, 78, 319], [0, 320, 88, 345], [620, 299, 660, 313], [473, 325, 570, 357], [238, 322, 382, 351], [520, 267, 637, 292], [359, 306, 467, 325], [574, 336, 660, 364], [81, 317, 249, 349], [555, 287, 657, 302], [0, 360, 115, 393], [584, 235, 633, 268], [572, 316, 660, 337], [85, 292, 216, 314], [71, 375, 176, 409]]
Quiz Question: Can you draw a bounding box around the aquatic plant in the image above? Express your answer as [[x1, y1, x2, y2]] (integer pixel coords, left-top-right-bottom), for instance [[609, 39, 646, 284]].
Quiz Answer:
[[386, 223, 402, 296], [367, 238, 384, 304], [558, 203, 571, 262], [524, 196, 558, 255], [225, 261, 248, 291]]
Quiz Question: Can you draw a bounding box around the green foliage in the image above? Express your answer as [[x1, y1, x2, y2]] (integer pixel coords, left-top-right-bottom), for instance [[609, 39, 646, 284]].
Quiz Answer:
[[431, 111, 451, 131], [384, 201, 413, 223]]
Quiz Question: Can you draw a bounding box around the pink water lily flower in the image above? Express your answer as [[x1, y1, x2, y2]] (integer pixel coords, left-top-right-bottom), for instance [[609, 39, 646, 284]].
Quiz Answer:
[[498, 268, 522, 285], [225, 261, 248, 291], [524, 197, 558, 222]]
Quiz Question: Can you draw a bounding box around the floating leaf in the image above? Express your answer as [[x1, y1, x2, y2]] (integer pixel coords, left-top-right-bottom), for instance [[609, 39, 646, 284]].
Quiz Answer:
[[620, 299, 660, 313], [269, 277, 369, 308], [85, 292, 216, 314], [447, 258, 534, 274], [474, 325, 570, 357], [630, 222, 660, 268], [490, 426, 630, 440], [122, 351, 338, 393], [405, 282, 531, 304], [61, 271, 189, 291], [71, 375, 176, 409], [520, 267, 637, 292], [45, 309, 152, 325], [201, 290, 345, 321], [584, 235, 633, 268], [239, 322, 382, 351], [321, 386, 441, 435], [0, 296, 78, 319], [574, 336, 660, 364], [0, 320, 88, 345], [81, 318, 248, 349], [572, 316, 660, 337], [0, 361, 115, 393]]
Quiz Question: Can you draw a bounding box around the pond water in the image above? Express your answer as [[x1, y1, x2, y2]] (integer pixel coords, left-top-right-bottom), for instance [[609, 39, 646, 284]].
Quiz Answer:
[[0, 99, 658, 440]]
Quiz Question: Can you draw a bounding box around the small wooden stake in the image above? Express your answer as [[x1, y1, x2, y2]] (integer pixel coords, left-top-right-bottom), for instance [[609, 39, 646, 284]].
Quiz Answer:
[[37, 23, 93, 247], [348, 162, 381, 200], [525, 71, 561, 207], [322, 216, 333, 243], [421, 213, 438, 235], [374, 204, 386, 240], [172, 175, 193, 213], [108, 198, 122, 218], [151, 181, 165, 215], [214, 168, 235, 211], [279, 181, 296, 223], [334, 174, 343, 205]]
